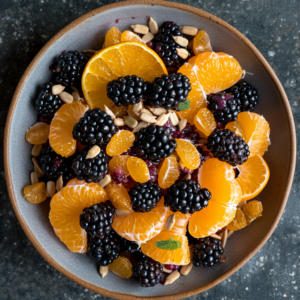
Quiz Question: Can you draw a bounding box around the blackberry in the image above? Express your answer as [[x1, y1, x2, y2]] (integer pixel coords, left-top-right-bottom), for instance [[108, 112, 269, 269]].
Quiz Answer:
[[193, 237, 225, 267], [129, 182, 162, 213], [73, 108, 116, 146], [107, 75, 146, 106], [87, 231, 120, 266], [35, 82, 63, 117], [164, 178, 211, 214], [134, 125, 177, 163], [227, 80, 258, 111], [119, 237, 139, 254], [207, 129, 250, 166], [146, 73, 191, 110], [154, 21, 187, 68], [72, 146, 109, 183], [132, 258, 163, 287], [55, 50, 89, 87], [80, 200, 115, 239], [207, 93, 242, 123]]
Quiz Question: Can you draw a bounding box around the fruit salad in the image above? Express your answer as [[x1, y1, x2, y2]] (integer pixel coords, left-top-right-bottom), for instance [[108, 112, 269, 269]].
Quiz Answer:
[[24, 18, 270, 287]]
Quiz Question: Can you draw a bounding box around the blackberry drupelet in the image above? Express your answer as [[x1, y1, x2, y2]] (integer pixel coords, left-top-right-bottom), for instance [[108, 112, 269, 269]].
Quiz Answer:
[[129, 182, 162, 213], [207, 93, 242, 123], [227, 80, 258, 111], [134, 125, 177, 163], [193, 237, 225, 267], [132, 258, 163, 287], [80, 200, 115, 239], [154, 21, 188, 68], [164, 178, 211, 214], [72, 146, 109, 183], [207, 129, 250, 166], [35, 82, 63, 117], [55, 50, 89, 87], [87, 231, 120, 266], [107, 75, 146, 106], [73, 108, 116, 146], [119, 237, 140, 254], [146, 73, 191, 110]]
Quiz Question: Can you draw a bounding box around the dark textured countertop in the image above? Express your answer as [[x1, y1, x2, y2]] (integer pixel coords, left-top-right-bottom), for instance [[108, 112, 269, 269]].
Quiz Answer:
[[0, 0, 299, 299]]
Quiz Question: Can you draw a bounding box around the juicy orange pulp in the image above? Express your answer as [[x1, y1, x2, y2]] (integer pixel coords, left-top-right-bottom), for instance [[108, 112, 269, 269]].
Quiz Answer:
[[227, 208, 247, 231], [106, 130, 135, 157], [193, 30, 213, 55], [175, 139, 200, 170], [108, 256, 133, 278], [158, 155, 180, 189], [141, 212, 191, 265], [121, 31, 144, 43], [242, 200, 263, 225], [108, 155, 130, 175], [104, 26, 121, 48], [24, 182, 47, 204], [127, 156, 150, 183], [194, 107, 216, 136], [26, 122, 50, 144]]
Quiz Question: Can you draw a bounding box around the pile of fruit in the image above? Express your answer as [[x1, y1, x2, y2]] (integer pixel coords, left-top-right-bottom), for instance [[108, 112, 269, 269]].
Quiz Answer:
[[24, 18, 270, 286]]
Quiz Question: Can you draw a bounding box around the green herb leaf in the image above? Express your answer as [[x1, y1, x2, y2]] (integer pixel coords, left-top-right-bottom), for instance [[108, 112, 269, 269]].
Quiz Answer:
[[155, 238, 182, 250], [178, 98, 191, 111]]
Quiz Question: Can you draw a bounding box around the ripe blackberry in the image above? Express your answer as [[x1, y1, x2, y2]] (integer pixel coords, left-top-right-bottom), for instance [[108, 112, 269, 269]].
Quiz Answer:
[[207, 129, 250, 166], [80, 200, 115, 239], [72, 146, 109, 183], [107, 75, 146, 106], [207, 93, 242, 123], [132, 258, 163, 287], [73, 108, 116, 146], [227, 80, 258, 111], [119, 237, 139, 254], [35, 82, 63, 117], [55, 50, 89, 87], [134, 125, 177, 163], [193, 237, 225, 267], [87, 231, 120, 266], [129, 182, 162, 213], [164, 178, 211, 214], [146, 73, 191, 110], [154, 21, 187, 68]]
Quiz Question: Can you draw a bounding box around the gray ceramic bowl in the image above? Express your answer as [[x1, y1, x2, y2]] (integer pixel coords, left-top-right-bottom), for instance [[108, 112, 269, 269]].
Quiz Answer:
[[4, 0, 296, 299]]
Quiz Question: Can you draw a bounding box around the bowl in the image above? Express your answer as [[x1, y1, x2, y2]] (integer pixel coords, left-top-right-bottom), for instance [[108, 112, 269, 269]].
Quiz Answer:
[[4, 0, 296, 299]]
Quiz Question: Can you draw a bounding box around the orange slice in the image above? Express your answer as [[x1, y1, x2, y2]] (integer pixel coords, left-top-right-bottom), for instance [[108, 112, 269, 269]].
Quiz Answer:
[[49, 102, 88, 157], [108, 155, 130, 175], [121, 31, 144, 43], [108, 256, 132, 278], [26, 122, 50, 144], [193, 30, 213, 55], [112, 198, 170, 242], [175, 139, 200, 170], [24, 182, 47, 204], [127, 156, 150, 183], [106, 130, 135, 157], [49, 181, 108, 253], [189, 158, 242, 238], [141, 212, 191, 265], [194, 107, 216, 136], [158, 155, 180, 189], [242, 200, 263, 225], [226, 208, 247, 231], [82, 42, 167, 114], [104, 27, 121, 48], [236, 154, 270, 201]]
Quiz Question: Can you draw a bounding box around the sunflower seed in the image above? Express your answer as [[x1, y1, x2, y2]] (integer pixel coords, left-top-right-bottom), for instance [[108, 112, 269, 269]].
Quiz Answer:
[[180, 262, 193, 276], [176, 48, 189, 59], [140, 108, 153, 115], [132, 102, 143, 115], [164, 271, 180, 285], [72, 91, 80, 102], [86, 145, 101, 159], [124, 116, 138, 129], [104, 105, 116, 120], [169, 111, 179, 126], [149, 107, 167, 116], [172, 36, 189, 47], [155, 113, 170, 126], [52, 84, 65, 95], [99, 266, 108, 278], [164, 214, 176, 230], [47, 181, 56, 198], [179, 26, 198, 36], [56, 175, 63, 192], [184, 174, 191, 179], [59, 91, 73, 104], [30, 172, 39, 185], [148, 17, 158, 34], [178, 118, 187, 131], [34, 164, 43, 178], [99, 175, 112, 188], [32, 157, 45, 176], [82, 49, 97, 56], [140, 113, 157, 123], [163, 266, 172, 273], [31, 144, 43, 157], [115, 209, 132, 216], [221, 228, 228, 248], [114, 118, 126, 126], [228, 230, 234, 238], [142, 32, 154, 43], [132, 121, 150, 133], [70, 86, 80, 94], [210, 233, 221, 240], [131, 24, 149, 35]]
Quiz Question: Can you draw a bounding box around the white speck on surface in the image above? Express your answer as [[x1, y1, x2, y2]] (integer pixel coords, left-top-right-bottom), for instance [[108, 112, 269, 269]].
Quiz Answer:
[[268, 50, 276, 57]]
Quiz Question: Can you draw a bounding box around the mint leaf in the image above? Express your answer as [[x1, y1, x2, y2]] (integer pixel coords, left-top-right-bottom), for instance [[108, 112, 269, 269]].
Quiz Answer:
[[155, 238, 182, 250], [178, 98, 191, 111]]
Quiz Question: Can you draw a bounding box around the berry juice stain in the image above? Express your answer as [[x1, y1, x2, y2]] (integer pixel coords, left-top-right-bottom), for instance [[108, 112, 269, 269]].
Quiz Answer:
[[115, 19, 119, 24], [132, 17, 136, 19]]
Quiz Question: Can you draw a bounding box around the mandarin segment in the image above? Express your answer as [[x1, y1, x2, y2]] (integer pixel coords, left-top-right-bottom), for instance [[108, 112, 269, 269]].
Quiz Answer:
[[226, 208, 247, 231], [108, 155, 130, 175], [49, 181, 108, 253], [158, 155, 180, 189], [127, 156, 150, 183], [26, 122, 50, 144], [194, 107, 216, 136], [104, 27, 121, 48], [242, 200, 263, 225], [24, 182, 47, 204], [106, 130, 135, 157], [105, 182, 132, 212], [193, 30, 213, 55], [49, 102, 88, 157], [175, 138, 200, 170], [121, 31, 144, 43], [108, 256, 133, 278]]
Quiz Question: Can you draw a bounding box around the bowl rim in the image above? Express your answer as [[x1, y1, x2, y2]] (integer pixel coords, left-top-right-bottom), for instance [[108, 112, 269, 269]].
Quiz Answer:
[[4, 0, 296, 299]]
